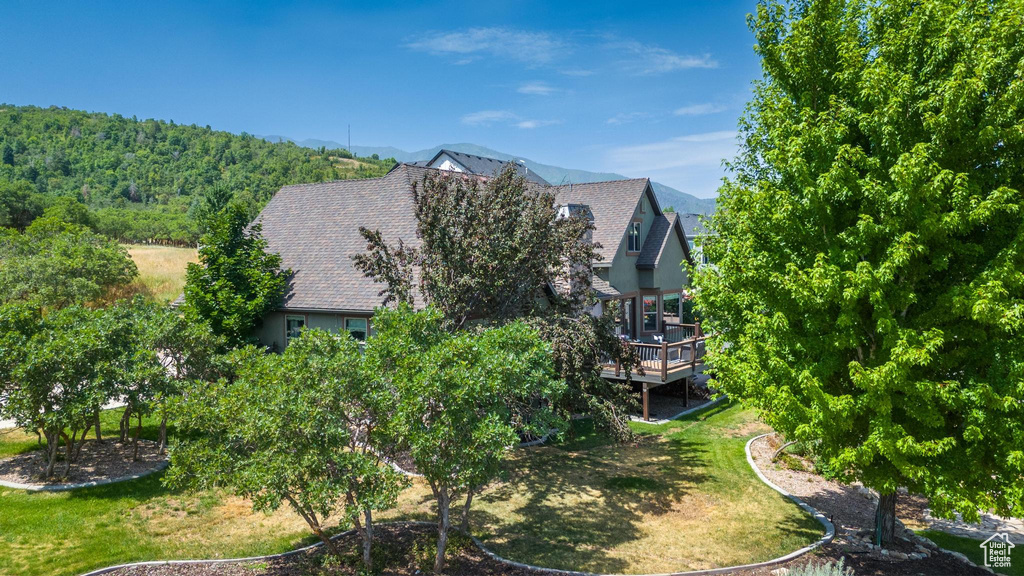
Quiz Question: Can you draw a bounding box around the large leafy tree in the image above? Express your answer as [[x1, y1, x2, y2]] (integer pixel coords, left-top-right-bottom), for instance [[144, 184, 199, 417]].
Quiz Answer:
[[697, 0, 1024, 544], [367, 305, 564, 572], [166, 329, 407, 567], [2, 304, 124, 478], [355, 165, 640, 440], [181, 202, 288, 348], [0, 217, 137, 309]]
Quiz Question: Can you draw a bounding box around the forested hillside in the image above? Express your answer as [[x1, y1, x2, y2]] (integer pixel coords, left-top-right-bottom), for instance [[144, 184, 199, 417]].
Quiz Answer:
[[0, 105, 394, 245]]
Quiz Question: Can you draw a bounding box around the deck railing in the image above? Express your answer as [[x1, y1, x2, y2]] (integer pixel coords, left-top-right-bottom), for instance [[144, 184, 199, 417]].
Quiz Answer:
[[607, 323, 707, 381]]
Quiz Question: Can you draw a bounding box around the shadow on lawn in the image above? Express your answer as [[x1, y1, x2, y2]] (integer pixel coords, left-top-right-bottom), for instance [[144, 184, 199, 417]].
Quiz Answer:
[[472, 432, 711, 572]]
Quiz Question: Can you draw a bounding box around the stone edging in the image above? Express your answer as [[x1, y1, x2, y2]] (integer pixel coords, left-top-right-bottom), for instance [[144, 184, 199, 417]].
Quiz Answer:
[[0, 440, 169, 492]]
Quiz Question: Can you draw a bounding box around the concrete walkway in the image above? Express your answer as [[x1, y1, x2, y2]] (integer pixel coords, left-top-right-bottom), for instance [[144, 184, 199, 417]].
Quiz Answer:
[[925, 510, 1024, 544]]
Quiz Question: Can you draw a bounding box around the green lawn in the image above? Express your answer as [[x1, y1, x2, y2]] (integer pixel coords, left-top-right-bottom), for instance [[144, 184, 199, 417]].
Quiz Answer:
[[919, 530, 1021, 576], [463, 401, 823, 573], [0, 412, 324, 576], [0, 403, 824, 576]]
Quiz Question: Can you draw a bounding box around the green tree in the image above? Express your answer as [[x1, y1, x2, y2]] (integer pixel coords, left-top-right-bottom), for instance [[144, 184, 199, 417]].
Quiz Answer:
[[0, 217, 137, 309], [42, 196, 93, 227], [368, 305, 564, 572], [165, 329, 407, 567], [2, 305, 115, 477], [696, 0, 1024, 545], [0, 180, 43, 230], [0, 104, 394, 244], [355, 165, 640, 441], [181, 203, 288, 348]]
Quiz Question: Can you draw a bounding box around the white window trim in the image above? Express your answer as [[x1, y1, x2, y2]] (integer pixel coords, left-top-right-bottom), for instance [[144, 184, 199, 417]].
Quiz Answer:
[[284, 314, 306, 345], [628, 221, 642, 253]]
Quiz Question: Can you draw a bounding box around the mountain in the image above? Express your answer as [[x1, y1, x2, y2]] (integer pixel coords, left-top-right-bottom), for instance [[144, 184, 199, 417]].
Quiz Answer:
[[258, 137, 717, 215]]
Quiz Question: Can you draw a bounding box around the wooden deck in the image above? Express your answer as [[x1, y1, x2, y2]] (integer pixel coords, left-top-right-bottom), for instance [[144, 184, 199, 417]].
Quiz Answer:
[[600, 323, 708, 421]]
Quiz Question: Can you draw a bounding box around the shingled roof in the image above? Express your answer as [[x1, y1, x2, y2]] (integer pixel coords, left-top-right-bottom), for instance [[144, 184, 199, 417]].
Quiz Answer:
[[677, 213, 708, 238], [425, 149, 550, 185], [551, 179, 651, 262], [255, 164, 679, 313], [636, 213, 684, 269], [256, 164, 429, 312]]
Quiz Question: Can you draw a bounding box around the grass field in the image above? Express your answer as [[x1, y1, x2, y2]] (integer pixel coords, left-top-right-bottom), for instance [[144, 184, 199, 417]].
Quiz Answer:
[[0, 403, 823, 576], [123, 244, 197, 303], [919, 530, 1020, 576]]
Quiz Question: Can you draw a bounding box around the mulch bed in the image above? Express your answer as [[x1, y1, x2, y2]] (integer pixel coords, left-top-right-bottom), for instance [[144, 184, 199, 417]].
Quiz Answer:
[[0, 439, 165, 485], [103, 523, 535, 576], [742, 434, 993, 576]]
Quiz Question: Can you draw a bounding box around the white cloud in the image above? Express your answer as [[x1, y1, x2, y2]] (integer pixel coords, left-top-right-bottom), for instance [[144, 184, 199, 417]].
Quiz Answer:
[[605, 131, 738, 196], [517, 81, 557, 96], [461, 110, 518, 126], [613, 41, 717, 75], [461, 110, 559, 129], [674, 103, 727, 116], [406, 27, 567, 65], [606, 112, 651, 125], [560, 68, 594, 77], [516, 119, 561, 129]]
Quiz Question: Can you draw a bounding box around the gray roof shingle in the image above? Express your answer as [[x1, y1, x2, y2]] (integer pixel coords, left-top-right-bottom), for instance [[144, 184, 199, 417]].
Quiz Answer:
[[256, 165, 429, 312], [255, 166, 663, 313], [428, 149, 551, 185], [677, 212, 707, 238], [636, 213, 680, 269], [551, 179, 650, 262]]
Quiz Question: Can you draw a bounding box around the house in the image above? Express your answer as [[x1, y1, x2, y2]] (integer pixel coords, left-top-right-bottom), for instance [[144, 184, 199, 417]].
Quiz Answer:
[[252, 152, 704, 420], [678, 212, 711, 266], [411, 148, 551, 186]]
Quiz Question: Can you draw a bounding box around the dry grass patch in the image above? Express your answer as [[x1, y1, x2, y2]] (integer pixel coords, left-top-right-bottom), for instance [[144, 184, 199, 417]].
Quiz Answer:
[[122, 244, 197, 303], [461, 403, 822, 574]]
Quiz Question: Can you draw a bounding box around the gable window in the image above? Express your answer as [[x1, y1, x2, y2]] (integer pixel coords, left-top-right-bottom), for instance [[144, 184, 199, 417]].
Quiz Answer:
[[285, 315, 305, 345], [345, 318, 368, 341], [643, 295, 659, 332], [628, 221, 642, 252]]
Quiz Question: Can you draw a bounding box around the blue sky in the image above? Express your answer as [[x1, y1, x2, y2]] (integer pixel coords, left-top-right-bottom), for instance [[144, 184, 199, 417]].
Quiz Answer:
[[0, 1, 763, 198]]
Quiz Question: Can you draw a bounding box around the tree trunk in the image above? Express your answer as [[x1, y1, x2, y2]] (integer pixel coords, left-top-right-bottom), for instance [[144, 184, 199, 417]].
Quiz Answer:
[[43, 430, 59, 478], [362, 508, 374, 569], [74, 424, 91, 461], [119, 405, 132, 443], [63, 429, 77, 478], [158, 413, 168, 454], [132, 413, 142, 461], [875, 491, 898, 546], [460, 489, 474, 533], [435, 486, 451, 573], [94, 409, 103, 443]]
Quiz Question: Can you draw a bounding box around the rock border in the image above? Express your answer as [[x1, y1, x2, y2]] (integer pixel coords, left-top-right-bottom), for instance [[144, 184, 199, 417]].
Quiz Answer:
[[0, 440, 169, 492]]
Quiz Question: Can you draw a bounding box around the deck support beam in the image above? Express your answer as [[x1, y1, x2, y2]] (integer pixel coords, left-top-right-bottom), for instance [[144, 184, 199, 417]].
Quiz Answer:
[[642, 383, 650, 422]]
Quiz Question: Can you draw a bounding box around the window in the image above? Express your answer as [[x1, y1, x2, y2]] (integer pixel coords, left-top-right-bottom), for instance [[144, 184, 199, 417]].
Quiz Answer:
[[643, 296, 659, 332], [628, 221, 642, 252], [663, 292, 681, 324], [345, 318, 368, 341], [285, 315, 305, 345]]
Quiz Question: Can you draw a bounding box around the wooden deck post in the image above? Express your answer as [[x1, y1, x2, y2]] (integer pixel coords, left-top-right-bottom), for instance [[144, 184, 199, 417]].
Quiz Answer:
[[685, 376, 689, 408], [642, 383, 649, 422], [660, 341, 668, 381]]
